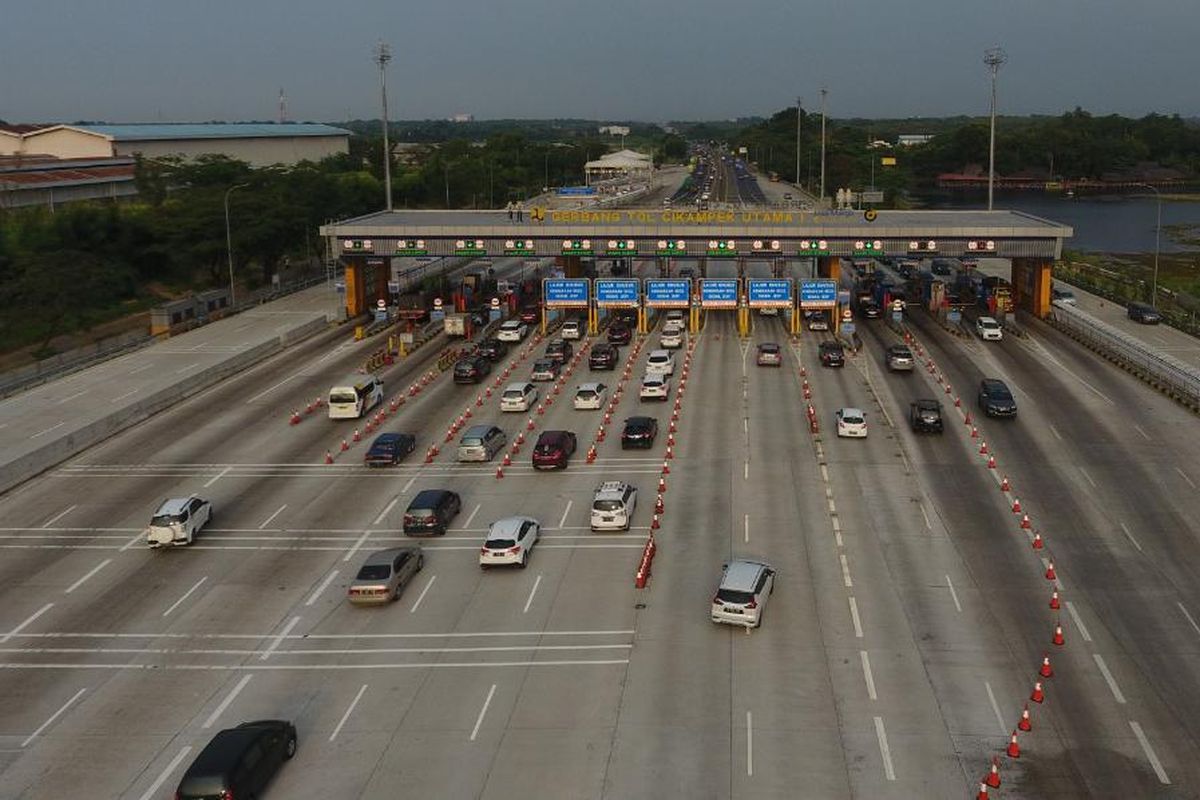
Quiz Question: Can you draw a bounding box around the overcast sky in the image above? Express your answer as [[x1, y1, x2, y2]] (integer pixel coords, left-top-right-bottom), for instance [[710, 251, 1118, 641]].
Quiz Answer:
[[3, 0, 1197, 124]]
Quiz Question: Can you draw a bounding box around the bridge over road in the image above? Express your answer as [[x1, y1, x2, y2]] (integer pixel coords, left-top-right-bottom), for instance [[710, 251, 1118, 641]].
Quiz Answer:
[[321, 208, 1073, 319]]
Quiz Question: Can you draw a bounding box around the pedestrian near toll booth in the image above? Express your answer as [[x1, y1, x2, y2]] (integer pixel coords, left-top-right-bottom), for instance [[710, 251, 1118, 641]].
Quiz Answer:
[[506, 201, 514, 221], [516, 202, 524, 222]]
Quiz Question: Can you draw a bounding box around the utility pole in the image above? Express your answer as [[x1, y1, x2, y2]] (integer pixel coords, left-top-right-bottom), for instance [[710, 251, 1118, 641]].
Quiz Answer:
[[984, 46, 1007, 212], [795, 96, 802, 189], [375, 41, 393, 212], [819, 88, 828, 202]]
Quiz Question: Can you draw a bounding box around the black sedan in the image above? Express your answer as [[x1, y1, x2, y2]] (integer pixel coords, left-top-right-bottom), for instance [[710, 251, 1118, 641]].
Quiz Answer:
[[607, 323, 633, 345], [475, 338, 509, 361], [819, 341, 845, 367], [621, 416, 658, 449], [364, 433, 417, 467]]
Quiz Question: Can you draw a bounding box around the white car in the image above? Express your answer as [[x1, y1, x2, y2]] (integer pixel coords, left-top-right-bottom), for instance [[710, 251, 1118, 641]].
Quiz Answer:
[[479, 516, 540, 568], [500, 381, 538, 412], [640, 374, 671, 401], [497, 320, 528, 342], [645, 349, 676, 376], [976, 316, 1003, 341], [561, 319, 583, 340], [806, 312, 829, 331], [146, 495, 212, 548], [659, 329, 684, 349], [757, 307, 779, 316], [835, 407, 868, 438], [664, 310, 686, 327], [574, 382, 608, 410]]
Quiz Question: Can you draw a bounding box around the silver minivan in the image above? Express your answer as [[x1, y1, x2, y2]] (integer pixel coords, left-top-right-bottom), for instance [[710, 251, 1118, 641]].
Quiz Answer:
[[711, 559, 775, 628], [457, 424, 507, 462]]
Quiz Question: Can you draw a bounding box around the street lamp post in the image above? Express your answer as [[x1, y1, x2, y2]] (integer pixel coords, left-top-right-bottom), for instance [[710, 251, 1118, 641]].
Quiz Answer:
[[375, 41, 393, 212], [984, 46, 1007, 212], [224, 183, 249, 310], [795, 96, 802, 190], [819, 88, 828, 202], [1137, 183, 1162, 306]]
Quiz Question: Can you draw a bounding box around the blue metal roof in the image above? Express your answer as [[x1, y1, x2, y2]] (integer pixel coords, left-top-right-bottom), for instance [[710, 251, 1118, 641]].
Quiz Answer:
[[74, 123, 350, 141]]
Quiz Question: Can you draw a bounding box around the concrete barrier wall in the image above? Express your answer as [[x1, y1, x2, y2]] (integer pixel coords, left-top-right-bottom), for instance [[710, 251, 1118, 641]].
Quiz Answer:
[[0, 319, 332, 495]]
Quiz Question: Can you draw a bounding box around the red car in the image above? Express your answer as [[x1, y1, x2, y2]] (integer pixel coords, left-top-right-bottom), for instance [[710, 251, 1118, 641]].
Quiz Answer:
[[532, 430, 577, 469], [520, 306, 541, 324]]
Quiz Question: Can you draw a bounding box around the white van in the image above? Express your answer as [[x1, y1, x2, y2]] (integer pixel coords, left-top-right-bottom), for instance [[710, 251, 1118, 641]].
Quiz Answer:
[[590, 481, 638, 531], [328, 375, 384, 419]]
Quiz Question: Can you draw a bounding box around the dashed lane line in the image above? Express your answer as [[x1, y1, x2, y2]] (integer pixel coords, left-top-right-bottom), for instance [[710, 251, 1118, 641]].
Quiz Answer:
[[874, 716, 896, 781], [304, 570, 339, 606], [860, 651, 877, 701], [202, 674, 253, 728], [259, 616, 301, 661], [945, 575, 962, 613], [1176, 467, 1197, 490], [20, 687, 86, 747], [1093, 654, 1127, 705], [136, 746, 192, 800], [746, 710, 754, 777], [258, 505, 287, 529], [328, 684, 368, 742], [1065, 601, 1092, 642], [522, 575, 542, 614], [839, 554, 853, 588], [409, 575, 436, 613], [1119, 521, 1144, 553], [469, 684, 497, 741], [41, 505, 77, 528], [163, 577, 208, 617], [64, 559, 111, 594], [1129, 720, 1171, 784], [1178, 602, 1200, 637], [848, 596, 863, 638], [202, 466, 231, 488], [1, 603, 54, 643], [983, 681, 1008, 736]]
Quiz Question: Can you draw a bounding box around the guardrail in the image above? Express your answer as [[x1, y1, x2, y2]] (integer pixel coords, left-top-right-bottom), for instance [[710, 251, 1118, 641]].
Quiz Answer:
[[1049, 303, 1200, 412]]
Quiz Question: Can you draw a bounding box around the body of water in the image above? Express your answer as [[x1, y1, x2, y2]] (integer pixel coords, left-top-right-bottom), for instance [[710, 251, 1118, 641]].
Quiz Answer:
[[917, 192, 1200, 253]]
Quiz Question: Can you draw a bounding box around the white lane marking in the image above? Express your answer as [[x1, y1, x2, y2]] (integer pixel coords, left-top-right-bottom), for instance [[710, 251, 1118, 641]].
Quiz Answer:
[[743, 418, 748, 433], [860, 651, 877, 700], [1080, 467, 1097, 488], [20, 686, 86, 747], [1178, 602, 1200, 637], [402, 474, 418, 493], [245, 372, 302, 404], [30, 422, 65, 439], [110, 389, 138, 403], [945, 575, 962, 612], [920, 504, 932, 531], [834, 531, 843, 547], [1133, 424, 1151, 441], [839, 554, 853, 588], [522, 575, 543, 614], [1, 603, 54, 643], [163, 577, 208, 617], [1065, 601, 1092, 642], [328, 683, 368, 742], [1176, 467, 1197, 490], [258, 505, 287, 529], [127, 363, 154, 375], [260, 616, 301, 661], [0, 658, 631, 672], [409, 575, 436, 613], [1129, 720, 1171, 784], [64, 559, 111, 594], [202, 466, 231, 488], [1049, 423, 1063, 441], [746, 710, 754, 776], [175, 362, 199, 374], [744, 461, 749, 480], [119, 532, 144, 551], [464, 503, 481, 528], [744, 514, 750, 544], [874, 716, 896, 781], [1028, 342, 1115, 404], [373, 497, 399, 526], [1093, 654, 1126, 704], [559, 500, 573, 530], [56, 390, 89, 405], [1119, 521, 1144, 553], [848, 597, 863, 638], [342, 530, 373, 562], [304, 568, 338, 606], [13, 628, 635, 641], [0, 643, 633, 658], [828, 499, 836, 514], [136, 746, 193, 800], [984, 681, 1008, 735], [41, 505, 77, 528], [819, 464, 829, 482], [831, 517, 840, 533], [469, 683, 497, 741], [202, 674, 253, 728]]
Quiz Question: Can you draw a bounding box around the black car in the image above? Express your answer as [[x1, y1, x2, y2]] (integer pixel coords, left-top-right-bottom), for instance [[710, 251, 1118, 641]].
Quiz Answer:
[[544, 339, 574, 364], [453, 355, 491, 384], [475, 338, 510, 361], [1127, 301, 1161, 324], [978, 378, 1017, 418], [861, 301, 882, 319], [364, 432, 417, 466], [818, 341, 845, 368], [621, 416, 658, 449], [176, 720, 296, 800], [607, 322, 632, 345], [404, 489, 462, 535], [589, 342, 620, 370], [910, 399, 944, 433]]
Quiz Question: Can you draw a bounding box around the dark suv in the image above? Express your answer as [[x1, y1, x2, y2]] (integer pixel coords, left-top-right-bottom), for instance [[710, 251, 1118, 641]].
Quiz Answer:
[[589, 342, 620, 370], [819, 341, 845, 368], [1127, 301, 1161, 324], [544, 339, 574, 364], [403, 489, 462, 535], [532, 430, 578, 469], [475, 338, 509, 362], [910, 399, 944, 433], [607, 322, 632, 344], [621, 416, 658, 449], [978, 378, 1017, 418], [176, 720, 297, 800], [453, 355, 491, 384]]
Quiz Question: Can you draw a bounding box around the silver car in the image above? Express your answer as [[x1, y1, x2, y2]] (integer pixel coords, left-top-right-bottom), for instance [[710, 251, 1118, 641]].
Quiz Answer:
[[348, 547, 424, 605], [457, 424, 507, 462]]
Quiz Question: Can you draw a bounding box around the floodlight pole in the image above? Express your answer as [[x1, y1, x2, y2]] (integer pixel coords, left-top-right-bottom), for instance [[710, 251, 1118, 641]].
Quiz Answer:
[[819, 88, 828, 202], [376, 41, 393, 212], [984, 46, 1007, 211]]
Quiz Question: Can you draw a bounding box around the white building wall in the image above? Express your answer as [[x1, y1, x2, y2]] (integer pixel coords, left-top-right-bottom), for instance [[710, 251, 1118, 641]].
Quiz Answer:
[[0, 132, 21, 156], [21, 128, 114, 158], [111, 135, 348, 166]]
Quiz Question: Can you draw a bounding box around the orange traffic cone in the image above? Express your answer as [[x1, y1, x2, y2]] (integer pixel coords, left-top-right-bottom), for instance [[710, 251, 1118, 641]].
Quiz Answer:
[[1012, 497, 1022, 514], [655, 494, 664, 515], [502, 453, 512, 467], [1006, 730, 1021, 759], [1000, 475, 1010, 492], [658, 476, 667, 494], [984, 756, 1001, 788], [324, 450, 334, 464], [977, 781, 991, 800], [1031, 680, 1045, 703], [1052, 623, 1065, 646], [1018, 705, 1032, 732], [651, 514, 660, 530], [290, 410, 301, 425], [1020, 513, 1032, 529], [495, 465, 504, 479], [987, 455, 997, 469], [661, 460, 670, 475], [1049, 590, 1061, 610], [340, 439, 349, 452], [1032, 531, 1044, 550], [1045, 561, 1057, 580], [979, 440, 989, 454], [1039, 654, 1054, 678]]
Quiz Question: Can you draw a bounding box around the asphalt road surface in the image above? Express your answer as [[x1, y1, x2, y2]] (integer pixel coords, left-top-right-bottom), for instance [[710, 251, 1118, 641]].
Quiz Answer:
[[1, 274, 1199, 797]]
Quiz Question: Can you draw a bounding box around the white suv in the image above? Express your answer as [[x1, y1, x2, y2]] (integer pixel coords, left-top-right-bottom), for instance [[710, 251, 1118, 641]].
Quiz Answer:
[[146, 495, 212, 548], [976, 316, 1003, 341], [497, 320, 528, 342], [574, 382, 608, 410], [561, 319, 583, 340], [711, 559, 775, 628], [479, 516, 540, 568], [645, 349, 675, 376], [591, 481, 638, 531], [500, 381, 538, 412]]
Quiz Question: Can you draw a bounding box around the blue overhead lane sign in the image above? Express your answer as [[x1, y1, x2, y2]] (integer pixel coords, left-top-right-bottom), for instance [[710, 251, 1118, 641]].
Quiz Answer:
[[644, 279, 691, 308], [799, 280, 838, 309], [594, 279, 640, 307], [700, 279, 739, 308], [543, 279, 590, 307], [747, 279, 792, 307]]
